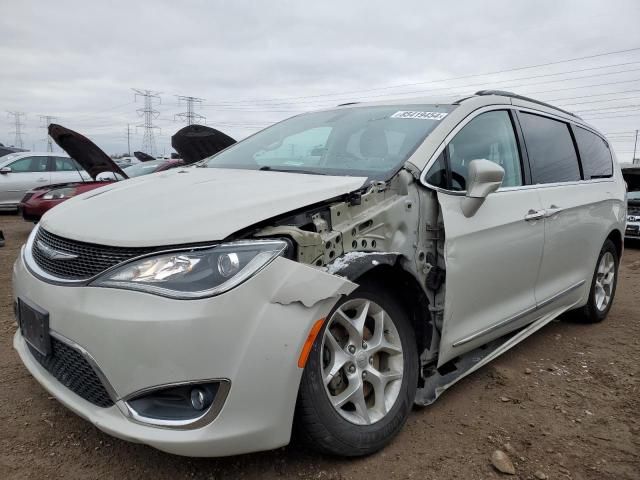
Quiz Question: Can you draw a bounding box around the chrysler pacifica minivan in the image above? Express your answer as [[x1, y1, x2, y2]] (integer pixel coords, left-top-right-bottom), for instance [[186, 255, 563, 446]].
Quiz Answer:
[[13, 90, 625, 457]]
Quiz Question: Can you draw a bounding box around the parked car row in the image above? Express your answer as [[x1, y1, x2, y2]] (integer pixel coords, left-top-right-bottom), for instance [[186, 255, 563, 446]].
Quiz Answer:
[[0, 124, 236, 222], [11, 91, 626, 458]]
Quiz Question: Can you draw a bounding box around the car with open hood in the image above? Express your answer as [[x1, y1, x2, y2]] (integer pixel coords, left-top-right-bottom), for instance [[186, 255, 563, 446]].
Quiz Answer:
[[18, 124, 234, 221], [0, 151, 91, 211], [12, 91, 625, 458]]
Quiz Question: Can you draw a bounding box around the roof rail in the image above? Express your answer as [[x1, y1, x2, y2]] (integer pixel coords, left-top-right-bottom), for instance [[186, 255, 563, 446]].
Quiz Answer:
[[473, 90, 581, 119]]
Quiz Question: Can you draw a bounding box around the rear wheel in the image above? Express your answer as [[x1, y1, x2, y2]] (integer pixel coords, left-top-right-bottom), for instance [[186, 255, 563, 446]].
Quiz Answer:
[[294, 282, 418, 456], [571, 239, 618, 323]]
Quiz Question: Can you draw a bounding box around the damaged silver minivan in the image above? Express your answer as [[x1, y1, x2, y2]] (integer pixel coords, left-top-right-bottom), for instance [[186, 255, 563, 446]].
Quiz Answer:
[[13, 90, 626, 457]]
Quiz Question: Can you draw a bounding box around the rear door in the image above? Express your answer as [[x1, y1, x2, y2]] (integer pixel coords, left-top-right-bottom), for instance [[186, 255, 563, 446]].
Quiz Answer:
[[517, 111, 616, 308], [424, 108, 546, 365], [0, 155, 50, 206], [49, 156, 88, 184]]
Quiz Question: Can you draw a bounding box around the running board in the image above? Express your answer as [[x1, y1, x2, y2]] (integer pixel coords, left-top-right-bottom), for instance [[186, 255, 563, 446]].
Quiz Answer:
[[415, 304, 573, 406]]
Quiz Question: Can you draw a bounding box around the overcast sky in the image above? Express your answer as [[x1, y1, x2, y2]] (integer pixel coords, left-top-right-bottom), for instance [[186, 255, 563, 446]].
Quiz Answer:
[[2, 0, 640, 161]]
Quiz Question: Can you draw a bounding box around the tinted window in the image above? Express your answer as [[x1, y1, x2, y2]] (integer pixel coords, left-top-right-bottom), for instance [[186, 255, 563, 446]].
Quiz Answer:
[[425, 110, 522, 191], [9, 156, 48, 172], [519, 112, 581, 184], [573, 127, 613, 179]]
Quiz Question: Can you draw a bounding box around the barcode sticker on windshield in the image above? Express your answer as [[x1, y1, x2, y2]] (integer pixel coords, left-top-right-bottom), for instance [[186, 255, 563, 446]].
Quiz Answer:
[[391, 111, 448, 120]]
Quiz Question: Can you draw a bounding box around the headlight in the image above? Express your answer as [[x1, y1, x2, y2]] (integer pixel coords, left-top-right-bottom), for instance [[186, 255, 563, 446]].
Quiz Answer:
[[91, 240, 287, 299], [42, 187, 77, 200]]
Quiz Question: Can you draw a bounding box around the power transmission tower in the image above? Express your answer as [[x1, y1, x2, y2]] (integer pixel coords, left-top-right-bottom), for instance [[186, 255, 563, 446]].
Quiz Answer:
[[174, 95, 205, 125], [40, 115, 58, 152], [132, 89, 161, 156], [126, 124, 132, 156], [7, 111, 25, 148]]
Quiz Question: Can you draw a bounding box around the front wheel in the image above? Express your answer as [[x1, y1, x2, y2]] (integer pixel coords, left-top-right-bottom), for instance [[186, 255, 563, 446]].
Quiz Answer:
[[571, 239, 619, 323], [294, 282, 418, 456]]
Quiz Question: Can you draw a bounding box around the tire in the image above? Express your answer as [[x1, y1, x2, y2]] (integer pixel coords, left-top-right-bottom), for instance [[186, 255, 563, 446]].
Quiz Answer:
[[571, 239, 619, 323], [294, 281, 418, 456]]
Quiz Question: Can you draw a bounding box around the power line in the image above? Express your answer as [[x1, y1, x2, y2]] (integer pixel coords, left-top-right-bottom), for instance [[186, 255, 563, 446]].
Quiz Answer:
[[132, 89, 161, 156], [40, 115, 58, 152], [556, 95, 640, 107], [7, 111, 25, 149], [575, 104, 640, 114], [198, 46, 640, 106], [174, 95, 206, 125], [198, 68, 640, 109]]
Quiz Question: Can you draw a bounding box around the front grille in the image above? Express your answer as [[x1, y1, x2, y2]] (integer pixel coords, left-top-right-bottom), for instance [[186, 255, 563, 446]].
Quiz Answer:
[[27, 337, 114, 408], [32, 228, 154, 280]]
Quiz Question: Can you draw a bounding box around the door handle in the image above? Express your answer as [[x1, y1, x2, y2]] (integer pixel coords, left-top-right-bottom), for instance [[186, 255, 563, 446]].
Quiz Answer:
[[524, 209, 546, 221], [36, 178, 48, 182], [544, 205, 564, 218]]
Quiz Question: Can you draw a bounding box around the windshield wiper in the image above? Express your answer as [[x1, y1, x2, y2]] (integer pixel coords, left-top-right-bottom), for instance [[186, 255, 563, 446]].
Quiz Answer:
[[259, 166, 327, 175]]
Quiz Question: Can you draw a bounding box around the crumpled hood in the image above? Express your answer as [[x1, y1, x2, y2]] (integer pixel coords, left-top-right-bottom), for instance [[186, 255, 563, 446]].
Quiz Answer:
[[41, 168, 367, 247]]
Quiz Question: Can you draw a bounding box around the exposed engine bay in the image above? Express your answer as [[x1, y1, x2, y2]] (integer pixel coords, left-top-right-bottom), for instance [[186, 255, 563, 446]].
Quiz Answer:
[[245, 167, 447, 400]]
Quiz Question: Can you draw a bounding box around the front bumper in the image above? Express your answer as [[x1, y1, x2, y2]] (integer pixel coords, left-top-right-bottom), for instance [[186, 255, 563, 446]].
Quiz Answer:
[[625, 221, 640, 239], [12, 252, 354, 456]]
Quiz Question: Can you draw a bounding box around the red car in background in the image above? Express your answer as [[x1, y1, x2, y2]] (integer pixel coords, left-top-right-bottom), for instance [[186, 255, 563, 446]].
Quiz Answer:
[[18, 123, 235, 222]]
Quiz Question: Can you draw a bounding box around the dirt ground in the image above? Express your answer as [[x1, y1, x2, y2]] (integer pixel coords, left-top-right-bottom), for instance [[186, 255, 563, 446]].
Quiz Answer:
[[0, 213, 638, 480]]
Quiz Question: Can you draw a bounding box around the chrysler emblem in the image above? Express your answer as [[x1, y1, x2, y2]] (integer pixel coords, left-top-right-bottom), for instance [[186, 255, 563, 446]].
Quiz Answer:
[[36, 240, 78, 261]]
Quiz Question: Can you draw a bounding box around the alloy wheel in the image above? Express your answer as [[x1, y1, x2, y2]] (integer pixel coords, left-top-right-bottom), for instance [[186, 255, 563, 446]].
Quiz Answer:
[[320, 298, 404, 425], [594, 251, 615, 311]]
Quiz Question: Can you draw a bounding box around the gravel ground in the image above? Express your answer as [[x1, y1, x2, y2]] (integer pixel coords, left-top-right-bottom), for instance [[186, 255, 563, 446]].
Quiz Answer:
[[1, 213, 639, 480]]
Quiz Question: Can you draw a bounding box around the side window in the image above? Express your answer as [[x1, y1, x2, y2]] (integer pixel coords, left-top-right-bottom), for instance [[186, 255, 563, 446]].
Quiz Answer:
[[573, 126, 613, 179], [9, 156, 48, 172], [519, 112, 581, 184], [424, 110, 523, 191], [424, 151, 448, 188], [53, 157, 78, 171]]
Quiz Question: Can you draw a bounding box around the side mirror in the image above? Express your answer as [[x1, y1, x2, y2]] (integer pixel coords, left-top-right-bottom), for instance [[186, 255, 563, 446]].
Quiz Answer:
[[461, 159, 504, 217], [0, 166, 11, 174]]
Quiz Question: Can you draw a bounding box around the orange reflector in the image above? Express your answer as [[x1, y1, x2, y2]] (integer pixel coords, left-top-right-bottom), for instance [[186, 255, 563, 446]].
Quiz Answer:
[[297, 318, 326, 368]]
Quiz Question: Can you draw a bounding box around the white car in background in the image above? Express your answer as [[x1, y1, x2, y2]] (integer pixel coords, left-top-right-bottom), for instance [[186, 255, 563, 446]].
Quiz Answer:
[[0, 152, 89, 210]]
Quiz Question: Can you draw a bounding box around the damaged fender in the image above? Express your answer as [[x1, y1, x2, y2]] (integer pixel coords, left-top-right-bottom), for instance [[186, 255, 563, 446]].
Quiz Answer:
[[270, 256, 358, 307], [325, 251, 399, 281]]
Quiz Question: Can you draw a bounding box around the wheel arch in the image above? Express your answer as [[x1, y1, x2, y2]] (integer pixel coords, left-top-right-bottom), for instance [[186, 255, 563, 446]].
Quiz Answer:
[[350, 260, 433, 362], [606, 228, 623, 259]]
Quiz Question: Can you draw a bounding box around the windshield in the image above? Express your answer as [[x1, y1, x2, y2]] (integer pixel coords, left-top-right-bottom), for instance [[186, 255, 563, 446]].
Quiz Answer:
[[629, 191, 640, 200], [124, 159, 164, 177], [204, 105, 454, 180]]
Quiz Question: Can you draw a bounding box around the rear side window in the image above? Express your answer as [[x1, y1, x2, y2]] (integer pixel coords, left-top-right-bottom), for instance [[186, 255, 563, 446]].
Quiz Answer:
[[52, 157, 78, 171], [519, 112, 581, 184], [573, 127, 613, 179]]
